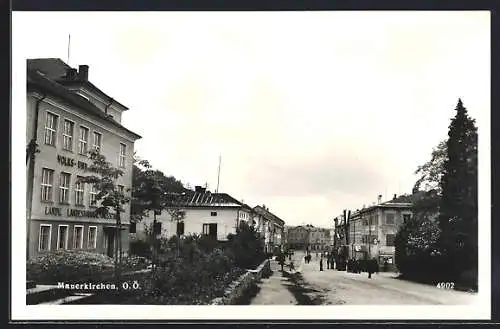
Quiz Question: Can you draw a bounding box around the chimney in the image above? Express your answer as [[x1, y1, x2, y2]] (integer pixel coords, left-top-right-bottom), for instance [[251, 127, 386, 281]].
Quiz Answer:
[[65, 68, 78, 80], [78, 65, 89, 81], [393, 194, 397, 200], [377, 195, 382, 204]]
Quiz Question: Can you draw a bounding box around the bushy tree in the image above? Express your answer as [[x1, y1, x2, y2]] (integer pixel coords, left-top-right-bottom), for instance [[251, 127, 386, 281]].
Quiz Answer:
[[78, 149, 129, 282], [413, 140, 447, 194], [395, 211, 442, 281], [227, 221, 266, 269], [439, 99, 478, 282]]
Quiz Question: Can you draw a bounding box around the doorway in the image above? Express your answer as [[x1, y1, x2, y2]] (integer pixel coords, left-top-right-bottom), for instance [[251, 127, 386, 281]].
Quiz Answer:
[[104, 228, 115, 258]]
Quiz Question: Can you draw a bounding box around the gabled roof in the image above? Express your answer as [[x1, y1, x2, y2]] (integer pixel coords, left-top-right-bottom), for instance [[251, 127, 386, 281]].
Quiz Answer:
[[165, 191, 244, 208], [27, 58, 129, 111], [27, 69, 141, 140], [27, 58, 71, 80], [253, 205, 285, 227]]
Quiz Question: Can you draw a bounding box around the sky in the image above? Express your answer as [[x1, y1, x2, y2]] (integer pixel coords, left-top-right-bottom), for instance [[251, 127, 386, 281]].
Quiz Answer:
[[13, 11, 490, 228]]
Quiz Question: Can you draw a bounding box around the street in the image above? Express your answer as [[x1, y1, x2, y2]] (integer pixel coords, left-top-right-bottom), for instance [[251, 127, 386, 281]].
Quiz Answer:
[[249, 251, 478, 305]]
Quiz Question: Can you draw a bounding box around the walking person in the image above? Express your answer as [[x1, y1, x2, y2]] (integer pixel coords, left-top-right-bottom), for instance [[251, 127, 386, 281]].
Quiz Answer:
[[326, 255, 330, 269], [278, 253, 285, 272], [319, 256, 324, 271], [368, 258, 378, 278]]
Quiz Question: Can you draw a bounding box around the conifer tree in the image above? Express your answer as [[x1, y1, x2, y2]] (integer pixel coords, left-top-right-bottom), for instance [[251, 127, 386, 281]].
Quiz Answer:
[[439, 99, 478, 279]]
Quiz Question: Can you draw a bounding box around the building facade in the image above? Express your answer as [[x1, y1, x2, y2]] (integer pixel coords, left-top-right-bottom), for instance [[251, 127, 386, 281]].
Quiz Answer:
[[334, 196, 413, 271], [286, 225, 330, 251], [26, 58, 141, 259], [133, 187, 253, 242], [252, 205, 285, 254]]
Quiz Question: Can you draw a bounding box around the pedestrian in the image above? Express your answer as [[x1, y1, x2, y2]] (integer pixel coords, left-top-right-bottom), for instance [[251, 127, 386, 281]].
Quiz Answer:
[[368, 258, 378, 279], [319, 256, 324, 271], [326, 255, 330, 269], [278, 253, 285, 272]]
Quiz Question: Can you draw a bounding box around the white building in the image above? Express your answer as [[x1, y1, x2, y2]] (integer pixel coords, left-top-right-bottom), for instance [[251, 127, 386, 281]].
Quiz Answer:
[[252, 205, 285, 253], [133, 186, 253, 241]]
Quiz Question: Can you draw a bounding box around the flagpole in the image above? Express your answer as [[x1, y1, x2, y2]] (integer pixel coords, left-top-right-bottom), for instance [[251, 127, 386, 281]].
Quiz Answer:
[[67, 34, 71, 65], [216, 154, 221, 193]]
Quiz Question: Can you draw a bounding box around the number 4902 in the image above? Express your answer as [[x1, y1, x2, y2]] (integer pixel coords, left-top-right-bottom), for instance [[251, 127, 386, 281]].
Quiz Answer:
[[436, 282, 455, 289]]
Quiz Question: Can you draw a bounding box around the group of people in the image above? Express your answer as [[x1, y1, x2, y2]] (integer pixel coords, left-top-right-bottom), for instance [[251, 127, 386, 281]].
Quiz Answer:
[[316, 252, 336, 271], [305, 252, 380, 279], [277, 250, 382, 279], [346, 257, 379, 278]]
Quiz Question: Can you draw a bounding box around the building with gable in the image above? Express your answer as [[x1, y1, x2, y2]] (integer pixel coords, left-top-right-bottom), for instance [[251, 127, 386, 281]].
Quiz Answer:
[[26, 58, 141, 258]]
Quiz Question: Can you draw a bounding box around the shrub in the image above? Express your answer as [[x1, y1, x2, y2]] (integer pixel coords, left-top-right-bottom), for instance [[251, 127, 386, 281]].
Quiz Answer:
[[120, 255, 151, 272], [27, 250, 152, 284], [227, 222, 266, 269], [27, 250, 115, 284], [395, 214, 447, 282], [129, 240, 152, 258]]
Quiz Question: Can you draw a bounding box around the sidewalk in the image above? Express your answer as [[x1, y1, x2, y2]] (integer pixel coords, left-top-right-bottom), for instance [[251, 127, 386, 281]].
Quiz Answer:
[[250, 260, 298, 305]]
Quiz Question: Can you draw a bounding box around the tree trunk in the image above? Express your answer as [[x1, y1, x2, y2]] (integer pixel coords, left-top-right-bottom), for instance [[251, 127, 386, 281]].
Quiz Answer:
[[153, 212, 157, 271], [114, 209, 121, 286]]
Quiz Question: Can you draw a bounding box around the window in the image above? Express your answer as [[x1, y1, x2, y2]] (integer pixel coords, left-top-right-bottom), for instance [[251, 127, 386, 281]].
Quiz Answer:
[[117, 185, 125, 195], [386, 234, 396, 246], [403, 214, 411, 223], [362, 218, 368, 226], [59, 172, 71, 204], [73, 226, 84, 249], [210, 211, 217, 216], [369, 214, 378, 225], [62, 119, 74, 151], [119, 143, 126, 168], [40, 168, 54, 201], [386, 213, 395, 225], [90, 184, 98, 206], [57, 225, 68, 250], [39, 224, 52, 251], [93, 132, 102, 152], [88, 226, 97, 249], [362, 235, 374, 244], [78, 126, 89, 155], [153, 221, 162, 235], [203, 223, 218, 239], [177, 222, 185, 236], [75, 176, 85, 205], [44, 112, 58, 146], [129, 222, 137, 233]]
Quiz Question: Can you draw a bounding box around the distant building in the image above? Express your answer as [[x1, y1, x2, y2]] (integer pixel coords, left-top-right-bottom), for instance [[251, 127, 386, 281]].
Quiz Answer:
[[133, 186, 253, 241], [286, 225, 330, 251], [334, 194, 414, 271], [252, 205, 285, 254], [26, 58, 141, 259]]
